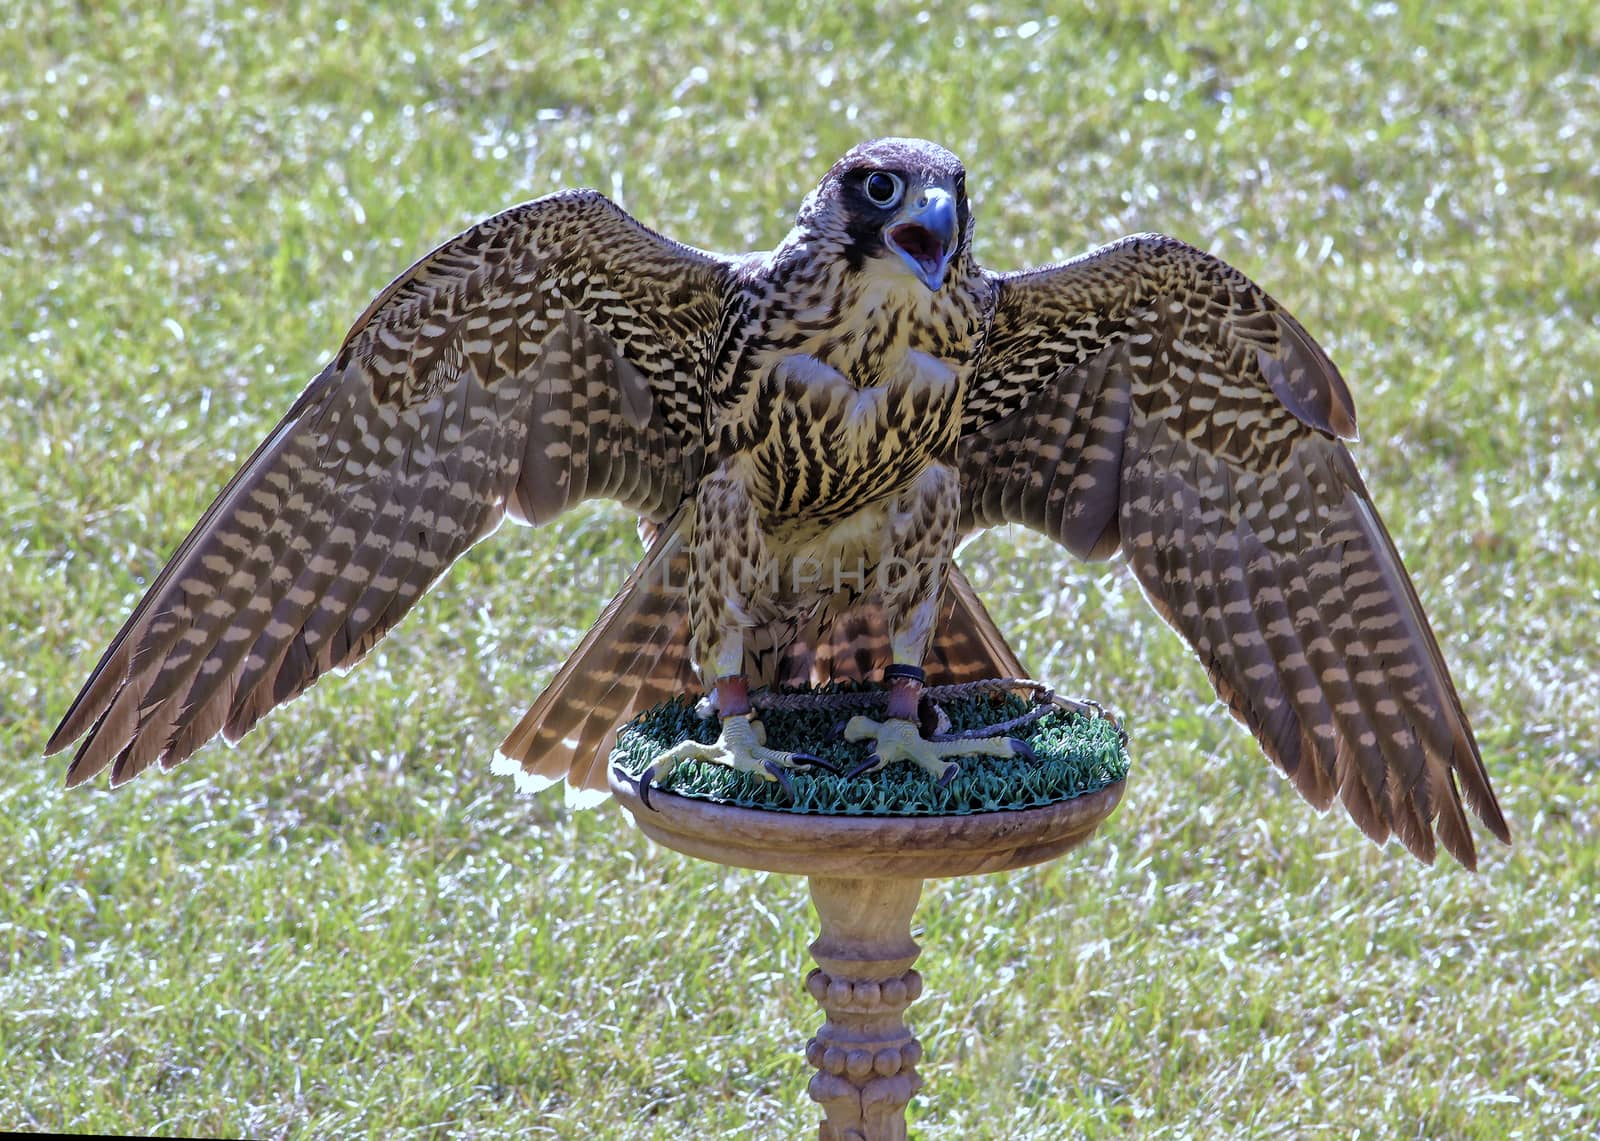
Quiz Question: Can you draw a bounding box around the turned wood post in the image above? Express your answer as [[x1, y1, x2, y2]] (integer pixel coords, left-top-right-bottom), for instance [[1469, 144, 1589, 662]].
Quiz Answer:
[[804, 876, 926, 1140]]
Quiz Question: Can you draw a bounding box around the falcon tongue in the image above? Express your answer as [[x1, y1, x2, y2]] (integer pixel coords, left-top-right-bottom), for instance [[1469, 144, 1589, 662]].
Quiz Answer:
[[889, 223, 945, 270]]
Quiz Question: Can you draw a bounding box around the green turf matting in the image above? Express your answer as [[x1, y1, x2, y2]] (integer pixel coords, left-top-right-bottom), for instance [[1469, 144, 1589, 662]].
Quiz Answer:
[[611, 684, 1129, 816]]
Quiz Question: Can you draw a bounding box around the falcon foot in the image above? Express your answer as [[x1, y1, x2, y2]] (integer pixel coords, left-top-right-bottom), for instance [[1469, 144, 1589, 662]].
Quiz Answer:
[[637, 713, 836, 809], [840, 715, 1032, 784]]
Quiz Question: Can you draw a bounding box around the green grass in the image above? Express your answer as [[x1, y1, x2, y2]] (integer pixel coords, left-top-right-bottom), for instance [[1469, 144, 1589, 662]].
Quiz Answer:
[[4, 1, 1598, 1137]]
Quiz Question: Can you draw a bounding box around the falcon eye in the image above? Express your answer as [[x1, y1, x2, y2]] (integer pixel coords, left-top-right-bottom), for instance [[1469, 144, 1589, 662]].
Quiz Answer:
[[863, 171, 904, 208]]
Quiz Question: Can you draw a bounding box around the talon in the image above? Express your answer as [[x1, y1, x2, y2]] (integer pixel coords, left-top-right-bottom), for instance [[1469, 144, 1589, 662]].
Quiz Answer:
[[763, 759, 797, 798], [845, 753, 882, 780], [636, 713, 824, 793], [840, 716, 1017, 783], [790, 750, 839, 774], [1010, 737, 1036, 763]]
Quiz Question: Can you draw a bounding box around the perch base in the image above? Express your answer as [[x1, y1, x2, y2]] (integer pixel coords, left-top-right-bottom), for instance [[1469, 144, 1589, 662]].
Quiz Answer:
[[611, 774, 1123, 1137]]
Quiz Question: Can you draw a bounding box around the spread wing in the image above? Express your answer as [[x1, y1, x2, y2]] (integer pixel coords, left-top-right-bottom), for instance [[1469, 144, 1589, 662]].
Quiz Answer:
[[959, 233, 1509, 867], [48, 190, 730, 787]]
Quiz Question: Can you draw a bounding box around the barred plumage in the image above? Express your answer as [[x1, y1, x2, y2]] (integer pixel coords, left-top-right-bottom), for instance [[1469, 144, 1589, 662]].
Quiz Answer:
[[49, 138, 1508, 867]]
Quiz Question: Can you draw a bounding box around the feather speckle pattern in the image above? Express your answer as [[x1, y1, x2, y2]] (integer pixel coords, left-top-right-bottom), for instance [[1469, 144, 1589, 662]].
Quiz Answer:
[[49, 138, 1507, 867]]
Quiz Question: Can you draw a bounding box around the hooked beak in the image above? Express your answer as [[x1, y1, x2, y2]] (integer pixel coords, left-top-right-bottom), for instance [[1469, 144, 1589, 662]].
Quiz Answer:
[[884, 187, 958, 291]]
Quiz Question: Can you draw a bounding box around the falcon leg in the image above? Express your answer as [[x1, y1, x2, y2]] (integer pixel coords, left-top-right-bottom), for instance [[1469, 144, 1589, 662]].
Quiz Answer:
[[637, 474, 835, 808], [843, 465, 1031, 782]]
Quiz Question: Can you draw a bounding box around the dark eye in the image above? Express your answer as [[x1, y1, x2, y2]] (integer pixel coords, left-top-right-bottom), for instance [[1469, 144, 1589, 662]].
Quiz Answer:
[[863, 171, 903, 207]]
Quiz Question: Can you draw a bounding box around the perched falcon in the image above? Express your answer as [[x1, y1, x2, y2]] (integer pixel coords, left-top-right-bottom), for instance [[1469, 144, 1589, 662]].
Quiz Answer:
[[48, 137, 1509, 868]]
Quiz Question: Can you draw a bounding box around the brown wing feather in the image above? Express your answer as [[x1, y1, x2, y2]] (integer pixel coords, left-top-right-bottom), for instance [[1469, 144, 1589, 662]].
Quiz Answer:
[[49, 191, 727, 786], [960, 233, 1508, 867]]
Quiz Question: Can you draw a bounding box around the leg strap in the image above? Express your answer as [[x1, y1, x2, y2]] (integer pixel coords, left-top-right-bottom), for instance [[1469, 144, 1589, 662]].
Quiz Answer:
[[882, 663, 926, 685]]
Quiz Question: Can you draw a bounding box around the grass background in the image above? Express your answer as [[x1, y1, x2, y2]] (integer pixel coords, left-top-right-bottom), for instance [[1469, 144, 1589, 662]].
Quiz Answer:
[[4, 1, 1598, 1137]]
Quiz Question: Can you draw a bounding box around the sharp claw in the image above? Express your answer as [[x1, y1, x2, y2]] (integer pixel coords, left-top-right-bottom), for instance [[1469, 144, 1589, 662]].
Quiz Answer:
[[763, 759, 797, 798], [845, 753, 880, 780], [1009, 737, 1037, 763], [638, 765, 659, 811], [790, 751, 839, 774], [938, 764, 961, 788]]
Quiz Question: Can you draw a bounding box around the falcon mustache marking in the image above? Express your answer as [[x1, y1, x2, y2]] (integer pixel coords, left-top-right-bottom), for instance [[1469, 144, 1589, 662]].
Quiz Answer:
[[48, 136, 1509, 868]]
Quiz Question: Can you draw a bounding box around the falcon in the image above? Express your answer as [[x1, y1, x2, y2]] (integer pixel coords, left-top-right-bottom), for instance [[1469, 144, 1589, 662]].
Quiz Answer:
[[47, 137, 1510, 868]]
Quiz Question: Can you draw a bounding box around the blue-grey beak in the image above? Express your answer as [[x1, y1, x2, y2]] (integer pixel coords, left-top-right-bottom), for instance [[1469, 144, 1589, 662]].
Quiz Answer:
[[885, 186, 958, 291]]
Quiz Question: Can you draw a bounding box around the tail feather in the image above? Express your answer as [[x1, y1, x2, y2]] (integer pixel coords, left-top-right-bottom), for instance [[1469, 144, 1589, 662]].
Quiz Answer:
[[788, 562, 1027, 686], [926, 564, 1027, 683], [494, 510, 697, 797]]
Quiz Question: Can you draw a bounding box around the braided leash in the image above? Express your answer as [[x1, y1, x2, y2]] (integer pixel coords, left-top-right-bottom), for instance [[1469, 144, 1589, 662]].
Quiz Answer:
[[748, 677, 1125, 745]]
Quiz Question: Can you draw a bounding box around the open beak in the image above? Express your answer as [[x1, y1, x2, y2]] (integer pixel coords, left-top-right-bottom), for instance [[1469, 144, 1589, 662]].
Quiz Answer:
[[884, 187, 958, 291]]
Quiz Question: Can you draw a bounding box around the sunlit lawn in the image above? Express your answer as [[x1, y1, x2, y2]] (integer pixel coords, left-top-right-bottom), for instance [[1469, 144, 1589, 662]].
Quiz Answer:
[[4, 2, 1598, 1137]]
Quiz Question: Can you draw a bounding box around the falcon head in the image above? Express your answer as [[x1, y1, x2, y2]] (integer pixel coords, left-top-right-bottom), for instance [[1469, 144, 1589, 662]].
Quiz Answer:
[[797, 137, 971, 292]]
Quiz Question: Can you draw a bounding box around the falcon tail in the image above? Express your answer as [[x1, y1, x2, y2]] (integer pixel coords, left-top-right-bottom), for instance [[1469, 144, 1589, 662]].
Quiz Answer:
[[494, 510, 699, 803], [783, 563, 1026, 687], [497, 553, 1027, 803]]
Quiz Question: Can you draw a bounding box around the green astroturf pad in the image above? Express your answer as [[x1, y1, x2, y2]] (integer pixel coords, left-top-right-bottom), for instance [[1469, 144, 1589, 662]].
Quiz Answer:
[[612, 684, 1130, 816]]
